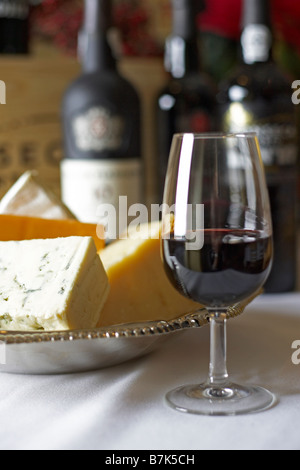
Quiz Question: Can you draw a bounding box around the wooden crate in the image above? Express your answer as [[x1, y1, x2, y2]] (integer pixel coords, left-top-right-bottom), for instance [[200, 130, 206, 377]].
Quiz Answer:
[[0, 54, 78, 198], [0, 50, 165, 205]]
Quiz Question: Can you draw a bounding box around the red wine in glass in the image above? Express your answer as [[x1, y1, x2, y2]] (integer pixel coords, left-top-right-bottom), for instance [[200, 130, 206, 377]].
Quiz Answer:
[[163, 228, 273, 308]]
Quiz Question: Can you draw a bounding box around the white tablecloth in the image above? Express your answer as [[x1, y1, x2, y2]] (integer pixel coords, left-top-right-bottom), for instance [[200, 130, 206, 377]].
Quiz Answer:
[[1, 293, 300, 450]]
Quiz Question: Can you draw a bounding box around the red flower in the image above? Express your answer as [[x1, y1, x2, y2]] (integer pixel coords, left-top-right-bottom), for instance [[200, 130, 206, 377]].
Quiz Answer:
[[31, 0, 83, 55], [31, 0, 162, 57], [199, 0, 300, 54], [114, 3, 162, 57], [272, 0, 300, 54], [198, 0, 242, 40]]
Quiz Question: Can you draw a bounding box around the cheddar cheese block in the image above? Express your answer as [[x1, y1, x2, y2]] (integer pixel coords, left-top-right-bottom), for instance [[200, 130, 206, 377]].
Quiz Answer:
[[0, 237, 109, 331], [98, 222, 200, 327], [0, 214, 105, 252], [0, 171, 75, 220]]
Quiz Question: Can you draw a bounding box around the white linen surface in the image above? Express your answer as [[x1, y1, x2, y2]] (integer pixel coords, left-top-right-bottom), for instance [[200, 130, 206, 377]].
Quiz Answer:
[[0, 293, 300, 450]]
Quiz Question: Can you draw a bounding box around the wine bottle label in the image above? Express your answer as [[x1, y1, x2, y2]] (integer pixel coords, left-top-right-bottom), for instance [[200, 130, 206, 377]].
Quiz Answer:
[[72, 107, 124, 152], [0, 0, 29, 19], [249, 123, 298, 166], [224, 110, 297, 167], [244, 123, 297, 167], [61, 158, 143, 236], [241, 25, 272, 64]]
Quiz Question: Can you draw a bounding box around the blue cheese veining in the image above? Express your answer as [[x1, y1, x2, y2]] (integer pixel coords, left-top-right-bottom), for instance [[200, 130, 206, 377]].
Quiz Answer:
[[0, 237, 109, 331]]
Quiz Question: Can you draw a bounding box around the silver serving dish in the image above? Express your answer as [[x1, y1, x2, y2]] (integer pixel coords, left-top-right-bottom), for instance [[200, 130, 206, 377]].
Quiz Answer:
[[0, 302, 247, 375]]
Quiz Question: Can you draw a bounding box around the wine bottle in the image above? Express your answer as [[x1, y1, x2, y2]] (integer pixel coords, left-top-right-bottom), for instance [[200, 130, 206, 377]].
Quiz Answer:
[[61, 0, 143, 238], [217, 0, 298, 293], [156, 0, 217, 203], [0, 0, 30, 54]]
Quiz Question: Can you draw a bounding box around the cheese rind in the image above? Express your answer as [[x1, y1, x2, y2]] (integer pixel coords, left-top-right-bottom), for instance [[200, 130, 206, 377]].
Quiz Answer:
[[0, 214, 105, 252], [0, 237, 109, 331], [98, 222, 200, 327], [0, 171, 75, 220]]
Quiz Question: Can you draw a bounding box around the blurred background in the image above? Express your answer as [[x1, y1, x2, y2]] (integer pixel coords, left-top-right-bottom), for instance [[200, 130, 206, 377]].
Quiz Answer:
[[30, 0, 300, 78], [1, 0, 300, 202]]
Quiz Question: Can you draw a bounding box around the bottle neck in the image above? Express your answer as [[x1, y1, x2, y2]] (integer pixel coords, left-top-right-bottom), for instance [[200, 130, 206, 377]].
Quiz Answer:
[[0, 0, 29, 54], [240, 0, 273, 64], [79, 0, 117, 73], [165, 0, 203, 79], [165, 35, 200, 79], [79, 32, 117, 73]]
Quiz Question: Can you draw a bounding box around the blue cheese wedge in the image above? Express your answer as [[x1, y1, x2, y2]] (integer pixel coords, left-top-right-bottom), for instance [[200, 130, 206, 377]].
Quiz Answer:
[[0, 237, 109, 331]]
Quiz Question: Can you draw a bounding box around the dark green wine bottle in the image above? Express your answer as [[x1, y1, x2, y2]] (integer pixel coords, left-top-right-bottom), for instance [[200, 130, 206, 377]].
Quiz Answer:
[[217, 0, 298, 293]]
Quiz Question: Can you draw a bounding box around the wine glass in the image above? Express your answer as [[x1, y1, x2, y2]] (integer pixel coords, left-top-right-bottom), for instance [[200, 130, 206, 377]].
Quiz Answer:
[[161, 132, 276, 416]]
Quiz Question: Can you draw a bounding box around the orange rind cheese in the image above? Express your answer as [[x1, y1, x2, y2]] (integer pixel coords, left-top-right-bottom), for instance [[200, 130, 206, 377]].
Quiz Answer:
[[0, 214, 105, 252]]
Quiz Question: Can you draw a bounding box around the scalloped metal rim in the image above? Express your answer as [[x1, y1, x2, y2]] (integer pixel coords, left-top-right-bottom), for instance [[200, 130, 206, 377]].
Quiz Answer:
[[0, 309, 209, 344], [0, 299, 248, 345]]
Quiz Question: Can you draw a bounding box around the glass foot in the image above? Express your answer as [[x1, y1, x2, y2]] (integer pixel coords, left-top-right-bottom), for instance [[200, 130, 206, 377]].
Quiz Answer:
[[166, 382, 277, 416]]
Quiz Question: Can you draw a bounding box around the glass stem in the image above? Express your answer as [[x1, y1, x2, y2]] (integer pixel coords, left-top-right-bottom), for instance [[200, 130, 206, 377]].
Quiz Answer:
[[207, 311, 229, 388]]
